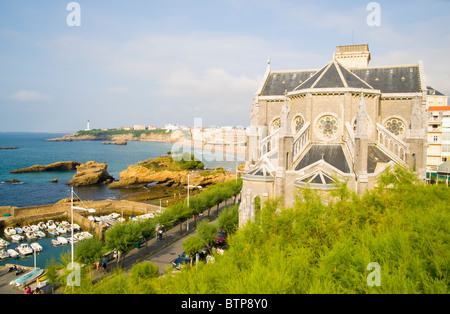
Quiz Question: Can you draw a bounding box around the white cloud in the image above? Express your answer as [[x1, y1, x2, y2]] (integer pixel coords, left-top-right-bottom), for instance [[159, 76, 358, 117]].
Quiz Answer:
[[107, 86, 129, 94], [9, 90, 52, 102]]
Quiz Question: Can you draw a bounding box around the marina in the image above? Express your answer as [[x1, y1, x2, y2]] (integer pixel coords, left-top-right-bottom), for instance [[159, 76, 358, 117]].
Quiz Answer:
[[0, 219, 95, 269]]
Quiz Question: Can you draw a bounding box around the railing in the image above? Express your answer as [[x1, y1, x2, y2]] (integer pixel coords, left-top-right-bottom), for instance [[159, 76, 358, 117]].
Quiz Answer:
[[292, 122, 310, 162], [376, 123, 407, 163], [260, 128, 280, 158]]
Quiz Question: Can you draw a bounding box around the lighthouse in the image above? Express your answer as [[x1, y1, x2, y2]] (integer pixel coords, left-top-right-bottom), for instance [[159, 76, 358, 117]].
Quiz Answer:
[[86, 120, 90, 131]]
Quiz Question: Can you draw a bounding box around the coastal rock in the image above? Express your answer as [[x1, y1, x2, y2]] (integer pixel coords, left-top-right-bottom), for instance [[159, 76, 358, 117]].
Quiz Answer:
[[10, 161, 81, 174], [108, 164, 234, 189], [50, 178, 58, 183], [103, 138, 127, 145], [5, 179, 21, 183], [66, 161, 115, 187]]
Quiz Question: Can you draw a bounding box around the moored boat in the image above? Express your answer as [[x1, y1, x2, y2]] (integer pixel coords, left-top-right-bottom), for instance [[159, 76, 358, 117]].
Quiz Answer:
[[0, 249, 9, 260], [7, 249, 19, 258], [51, 239, 61, 246], [35, 230, 46, 238], [56, 236, 68, 245], [0, 238, 10, 248], [37, 222, 47, 230], [30, 242, 43, 252], [11, 234, 24, 242], [17, 243, 33, 255], [4, 227, 16, 236], [25, 232, 37, 240], [15, 227, 23, 234]]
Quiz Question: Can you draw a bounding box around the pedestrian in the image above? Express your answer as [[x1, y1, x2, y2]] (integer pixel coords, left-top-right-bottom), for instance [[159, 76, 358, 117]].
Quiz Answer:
[[24, 285, 31, 294], [33, 287, 41, 294]]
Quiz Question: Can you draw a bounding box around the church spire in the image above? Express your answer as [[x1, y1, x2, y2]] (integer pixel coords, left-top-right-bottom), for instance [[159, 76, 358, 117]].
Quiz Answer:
[[355, 91, 369, 139]]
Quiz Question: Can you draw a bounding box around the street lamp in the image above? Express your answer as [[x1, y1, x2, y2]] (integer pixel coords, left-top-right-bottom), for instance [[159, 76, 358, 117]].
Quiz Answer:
[[187, 173, 202, 207], [70, 187, 96, 266]]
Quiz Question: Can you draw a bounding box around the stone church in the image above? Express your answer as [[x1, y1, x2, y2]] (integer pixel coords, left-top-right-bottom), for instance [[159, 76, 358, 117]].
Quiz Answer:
[[239, 44, 427, 225]]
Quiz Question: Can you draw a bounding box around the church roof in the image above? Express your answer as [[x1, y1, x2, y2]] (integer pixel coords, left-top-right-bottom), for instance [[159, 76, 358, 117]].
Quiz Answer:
[[294, 60, 373, 91], [259, 62, 423, 96], [294, 145, 351, 173]]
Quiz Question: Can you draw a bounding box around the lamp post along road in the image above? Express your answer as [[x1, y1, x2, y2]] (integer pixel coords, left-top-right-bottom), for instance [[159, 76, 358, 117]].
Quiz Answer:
[[70, 187, 96, 266], [186, 173, 202, 231]]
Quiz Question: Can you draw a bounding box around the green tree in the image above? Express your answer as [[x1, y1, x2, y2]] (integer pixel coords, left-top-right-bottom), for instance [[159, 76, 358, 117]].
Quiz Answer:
[[196, 220, 217, 250], [182, 235, 205, 267], [75, 237, 106, 266], [217, 204, 239, 234]]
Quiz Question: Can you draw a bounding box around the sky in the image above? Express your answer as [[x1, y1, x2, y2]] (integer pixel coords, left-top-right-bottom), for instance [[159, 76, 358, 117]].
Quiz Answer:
[[0, 0, 449, 133]]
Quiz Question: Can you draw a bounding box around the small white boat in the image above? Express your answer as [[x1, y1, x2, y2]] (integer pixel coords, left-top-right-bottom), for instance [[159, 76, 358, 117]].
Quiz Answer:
[[61, 221, 71, 228], [30, 242, 43, 252], [56, 225, 68, 234], [51, 239, 61, 246], [22, 226, 32, 233], [56, 237, 68, 245], [15, 227, 23, 234], [109, 213, 121, 219], [67, 236, 78, 244], [7, 249, 19, 258], [80, 232, 93, 239], [11, 234, 24, 242], [30, 225, 40, 232], [34, 230, 46, 238], [74, 233, 85, 241], [72, 224, 81, 232], [25, 232, 37, 240], [0, 249, 9, 259], [4, 227, 16, 236], [47, 227, 59, 236], [46, 220, 56, 229], [0, 238, 10, 248], [37, 222, 47, 230], [17, 243, 33, 255]]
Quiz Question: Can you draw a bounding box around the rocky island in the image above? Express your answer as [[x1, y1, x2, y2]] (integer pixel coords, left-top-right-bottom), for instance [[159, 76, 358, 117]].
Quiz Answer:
[[10, 161, 81, 173], [66, 161, 115, 187], [108, 154, 234, 189]]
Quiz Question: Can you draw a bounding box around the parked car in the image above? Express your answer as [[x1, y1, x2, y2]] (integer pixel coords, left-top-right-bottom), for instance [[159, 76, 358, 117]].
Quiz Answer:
[[172, 252, 191, 270], [215, 230, 227, 246]]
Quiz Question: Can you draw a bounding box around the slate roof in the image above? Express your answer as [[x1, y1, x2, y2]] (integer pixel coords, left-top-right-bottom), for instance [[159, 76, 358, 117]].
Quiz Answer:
[[294, 145, 351, 173], [367, 145, 392, 173], [260, 70, 316, 96], [259, 61, 422, 96]]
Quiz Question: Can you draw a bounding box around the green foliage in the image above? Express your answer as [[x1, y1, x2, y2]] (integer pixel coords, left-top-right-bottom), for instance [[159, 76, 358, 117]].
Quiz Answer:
[[130, 262, 160, 283], [75, 237, 106, 265], [217, 204, 239, 234], [182, 235, 205, 258], [196, 220, 218, 248], [75, 128, 169, 139]]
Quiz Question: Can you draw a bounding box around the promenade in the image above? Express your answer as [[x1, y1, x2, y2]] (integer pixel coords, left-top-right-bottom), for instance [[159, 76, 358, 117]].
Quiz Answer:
[[105, 197, 237, 271]]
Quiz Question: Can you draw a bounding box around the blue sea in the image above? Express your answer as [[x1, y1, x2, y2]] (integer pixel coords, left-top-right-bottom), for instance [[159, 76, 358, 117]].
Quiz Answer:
[[0, 132, 241, 269]]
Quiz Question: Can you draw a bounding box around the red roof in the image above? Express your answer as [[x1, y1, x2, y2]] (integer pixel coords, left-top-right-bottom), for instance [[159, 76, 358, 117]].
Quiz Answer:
[[428, 106, 450, 111]]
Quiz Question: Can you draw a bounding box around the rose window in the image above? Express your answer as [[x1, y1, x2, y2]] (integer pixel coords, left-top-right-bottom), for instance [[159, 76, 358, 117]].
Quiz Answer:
[[385, 118, 405, 136], [317, 115, 339, 138]]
